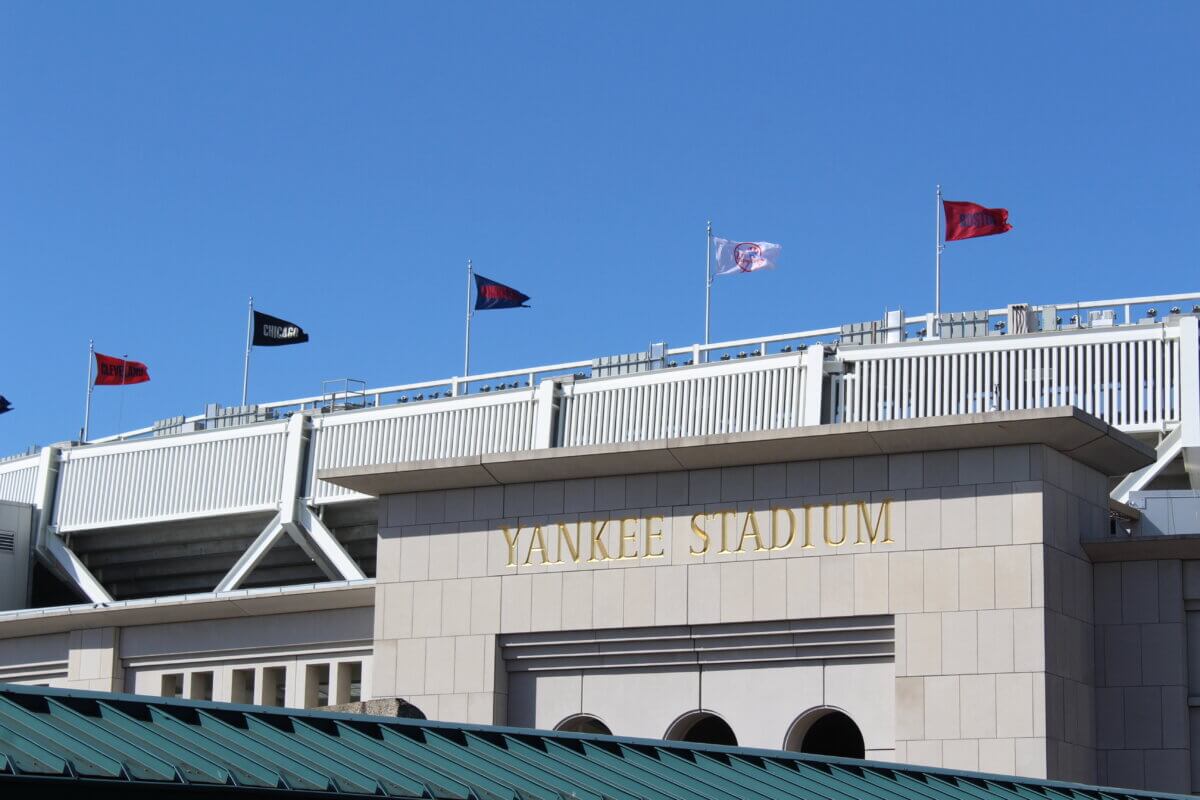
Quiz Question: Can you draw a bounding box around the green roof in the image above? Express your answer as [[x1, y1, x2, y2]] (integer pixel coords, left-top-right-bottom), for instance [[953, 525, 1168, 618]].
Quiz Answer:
[[0, 683, 1189, 800]]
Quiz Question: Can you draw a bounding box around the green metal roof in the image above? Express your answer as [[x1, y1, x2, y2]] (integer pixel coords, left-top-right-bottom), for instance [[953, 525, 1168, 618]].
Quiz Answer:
[[0, 683, 1190, 800]]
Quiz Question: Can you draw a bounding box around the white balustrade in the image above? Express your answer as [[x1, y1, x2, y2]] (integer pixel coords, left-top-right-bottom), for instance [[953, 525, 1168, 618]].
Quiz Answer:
[[832, 324, 1183, 432], [557, 355, 809, 448], [0, 456, 40, 506], [307, 389, 539, 504], [53, 421, 289, 532]]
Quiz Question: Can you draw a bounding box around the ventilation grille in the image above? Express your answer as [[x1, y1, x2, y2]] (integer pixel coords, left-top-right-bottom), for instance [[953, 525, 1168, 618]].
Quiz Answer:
[[0, 532, 14, 552]]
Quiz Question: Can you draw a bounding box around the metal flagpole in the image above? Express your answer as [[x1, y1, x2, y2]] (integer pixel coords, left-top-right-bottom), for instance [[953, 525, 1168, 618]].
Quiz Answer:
[[82, 338, 95, 442], [464, 259, 473, 380], [241, 296, 253, 406], [704, 221, 713, 360], [935, 185, 944, 338]]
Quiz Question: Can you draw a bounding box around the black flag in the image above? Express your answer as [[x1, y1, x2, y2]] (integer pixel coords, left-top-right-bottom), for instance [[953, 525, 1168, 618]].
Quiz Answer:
[[252, 310, 309, 347], [0, 396, 10, 415]]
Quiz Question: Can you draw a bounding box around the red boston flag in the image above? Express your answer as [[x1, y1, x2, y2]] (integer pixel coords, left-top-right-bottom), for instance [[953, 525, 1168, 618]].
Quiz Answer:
[[94, 352, 151, 386], [943, 200, 1012, 241]]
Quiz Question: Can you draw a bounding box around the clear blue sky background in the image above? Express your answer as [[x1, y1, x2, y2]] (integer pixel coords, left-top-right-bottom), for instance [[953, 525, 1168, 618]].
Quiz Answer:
[[1, 2, 1197, 453]]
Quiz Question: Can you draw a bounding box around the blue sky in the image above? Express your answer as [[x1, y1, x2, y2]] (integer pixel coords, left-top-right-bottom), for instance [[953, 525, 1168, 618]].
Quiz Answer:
[[1, 2, 1197, 453]]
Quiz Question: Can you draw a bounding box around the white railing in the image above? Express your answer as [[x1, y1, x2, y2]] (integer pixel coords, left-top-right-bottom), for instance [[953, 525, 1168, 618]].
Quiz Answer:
[[306, 389, 540, 504], [557, 354, 810, 448], [0, 455, 40, 507], [53, 421, 289, 532], [832, 323, 1183, 432], [79, 291, 1200, 447]]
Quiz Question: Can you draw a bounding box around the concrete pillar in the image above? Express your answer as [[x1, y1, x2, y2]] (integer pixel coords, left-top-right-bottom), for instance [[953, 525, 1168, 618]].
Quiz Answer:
[[64, 627, 121, 691]]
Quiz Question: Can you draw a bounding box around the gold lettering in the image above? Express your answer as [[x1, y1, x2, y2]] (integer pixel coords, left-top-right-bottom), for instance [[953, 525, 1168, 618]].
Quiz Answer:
[[588, 519, 612, 562], [644, 515, 666, 558], [856, 499, 894, 545], [770, 507, 797, 550], [801, 505, 815, 548], [824, 503, 846, 546], [501, 526, 521, 567], [737, 509, 767, 552], [618, 518, 640, 560], [556, 522, 581, 563], [718, 509, 737, 554], [689, 513, 709, 556], [524, 525, 550, 565]]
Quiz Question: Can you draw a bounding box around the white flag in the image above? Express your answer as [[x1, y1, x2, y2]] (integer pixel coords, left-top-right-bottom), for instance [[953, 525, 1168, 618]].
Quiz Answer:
[[713, 237, 782, 276]]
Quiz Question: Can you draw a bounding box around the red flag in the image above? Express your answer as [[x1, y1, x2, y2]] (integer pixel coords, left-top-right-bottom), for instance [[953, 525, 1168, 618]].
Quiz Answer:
[[94, 352, 151, 386], [943, 200, 1012, 241]]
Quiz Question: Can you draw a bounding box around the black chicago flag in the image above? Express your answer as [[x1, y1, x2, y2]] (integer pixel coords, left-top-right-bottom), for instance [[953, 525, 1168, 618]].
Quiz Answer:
[[0, 396, 11, 415], [253, 311, 310, 347]]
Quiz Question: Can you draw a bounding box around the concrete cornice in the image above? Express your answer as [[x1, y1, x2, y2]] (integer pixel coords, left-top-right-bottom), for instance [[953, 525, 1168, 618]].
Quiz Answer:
[[0, 580, 374, 640], [319, 407, 1155, 496]]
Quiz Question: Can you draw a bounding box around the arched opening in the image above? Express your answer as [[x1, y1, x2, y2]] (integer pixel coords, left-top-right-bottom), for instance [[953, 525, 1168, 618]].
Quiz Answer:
[[555, 714, 612, 735], [395, 699, 426, 720], [665, 711, 738, 747], [784, 708, 864, 759]]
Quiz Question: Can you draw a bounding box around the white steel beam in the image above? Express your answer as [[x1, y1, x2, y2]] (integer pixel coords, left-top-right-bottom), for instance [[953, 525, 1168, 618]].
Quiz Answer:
[[42, 533, 113, 604], [297, 505, 366, 582], [214, 512, 287, 593], [1112, 426, 1183, 504]]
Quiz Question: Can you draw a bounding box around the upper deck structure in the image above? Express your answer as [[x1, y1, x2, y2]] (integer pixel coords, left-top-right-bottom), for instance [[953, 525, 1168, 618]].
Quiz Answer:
[[1, 291, 1197, 604]]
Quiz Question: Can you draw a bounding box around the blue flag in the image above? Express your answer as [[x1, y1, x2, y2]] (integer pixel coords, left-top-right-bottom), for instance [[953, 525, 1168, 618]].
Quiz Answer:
[[474, 274, 531, 310]]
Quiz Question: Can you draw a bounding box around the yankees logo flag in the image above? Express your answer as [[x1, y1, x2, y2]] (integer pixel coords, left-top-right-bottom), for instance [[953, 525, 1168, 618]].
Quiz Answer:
[[943, 200, 1012, 241], [474, 274, 530, 310], [94, 353, 151, 386], [0, 396, 11, 415], [252, 310, 309, 346], [713, 237, 782, 276]]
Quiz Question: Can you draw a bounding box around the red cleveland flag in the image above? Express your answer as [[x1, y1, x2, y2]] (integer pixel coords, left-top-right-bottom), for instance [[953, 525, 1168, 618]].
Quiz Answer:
[[94, 352, 151, 386], [943, 200, 1012, 241]]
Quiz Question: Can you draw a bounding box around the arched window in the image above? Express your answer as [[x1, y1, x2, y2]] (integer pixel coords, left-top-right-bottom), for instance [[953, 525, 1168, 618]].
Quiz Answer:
[[555, 714, 612, 735], [784, 708, 864, 759], [664, 711, 738, 747]]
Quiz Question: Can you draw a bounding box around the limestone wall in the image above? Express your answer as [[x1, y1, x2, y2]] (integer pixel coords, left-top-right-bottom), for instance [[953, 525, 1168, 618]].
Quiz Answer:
[[372, 443, 1109, 780]]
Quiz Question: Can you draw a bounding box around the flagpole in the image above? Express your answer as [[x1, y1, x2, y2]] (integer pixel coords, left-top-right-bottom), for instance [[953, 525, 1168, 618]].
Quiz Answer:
[[464, 259, 473, 381], [82, 338, 95, 442], [241, 296, 253, 406], [935, 185, 944, 338], [703, 220, 712, 361]]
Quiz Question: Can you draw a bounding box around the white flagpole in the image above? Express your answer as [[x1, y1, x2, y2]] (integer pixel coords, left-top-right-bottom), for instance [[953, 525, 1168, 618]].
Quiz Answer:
[[464, 259, 474, 381], [704, 220, 713, 360], [935, 185, 944, 338], [82, 338, 95, 442], [241, 296, 253, 406]]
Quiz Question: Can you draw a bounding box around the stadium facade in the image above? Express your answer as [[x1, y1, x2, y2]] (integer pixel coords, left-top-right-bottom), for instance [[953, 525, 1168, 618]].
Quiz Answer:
[[1, 294, 1199, 794]]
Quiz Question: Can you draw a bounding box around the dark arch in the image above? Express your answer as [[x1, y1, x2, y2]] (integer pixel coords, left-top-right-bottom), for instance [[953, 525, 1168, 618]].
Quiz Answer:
[[664, 711, 738, 747], [395, 698, 426, 720], [555, 714, 612, 735], [784, 708, 864, 759]]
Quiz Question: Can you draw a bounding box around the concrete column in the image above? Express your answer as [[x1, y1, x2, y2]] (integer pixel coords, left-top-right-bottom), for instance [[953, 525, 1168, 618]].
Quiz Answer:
[[533, 379, 559, 449], [64, 627, 121, 691], [802, 346, 826, 426]]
